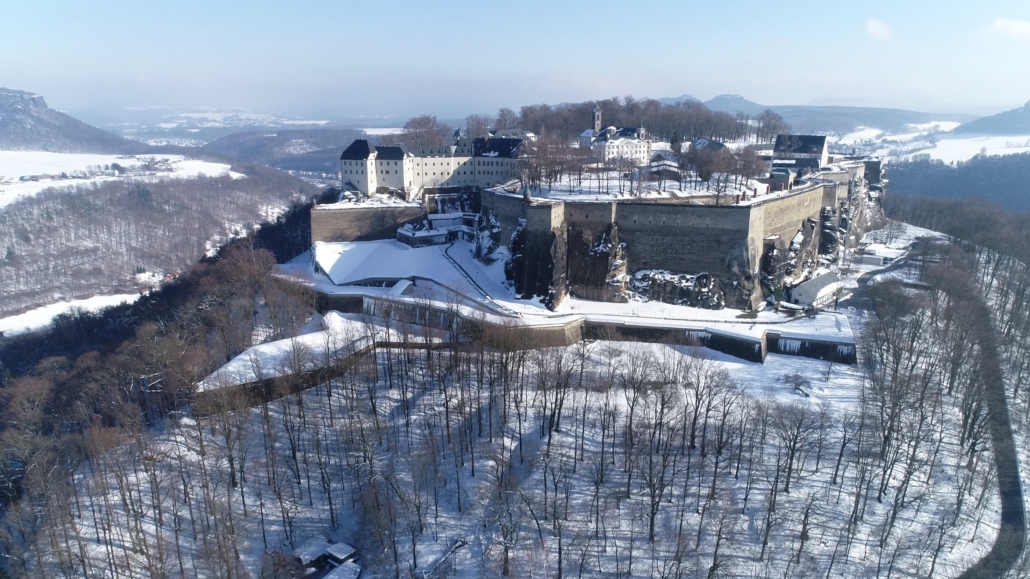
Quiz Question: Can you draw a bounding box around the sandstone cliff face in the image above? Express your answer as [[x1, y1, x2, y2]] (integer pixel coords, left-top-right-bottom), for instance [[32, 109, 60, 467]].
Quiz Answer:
[[0, 88, 146, 153]]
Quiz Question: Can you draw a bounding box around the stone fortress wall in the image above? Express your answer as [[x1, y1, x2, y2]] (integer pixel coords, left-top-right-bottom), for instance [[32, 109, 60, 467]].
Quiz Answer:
[[308, 181, 848, 310], [311, 204, 425, 243], [481, 182, 844, 308]]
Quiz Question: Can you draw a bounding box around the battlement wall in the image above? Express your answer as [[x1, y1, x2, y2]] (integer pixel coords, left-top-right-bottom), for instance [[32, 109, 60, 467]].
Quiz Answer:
[[750, 184, 834, 251], [613, 203, 754, 274], [311, 204, 425, 243]]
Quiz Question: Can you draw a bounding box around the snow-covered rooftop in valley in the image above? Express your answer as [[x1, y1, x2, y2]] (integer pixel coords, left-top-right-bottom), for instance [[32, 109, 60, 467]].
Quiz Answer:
[[0, 293, 141, 337], [325, 542, 357, 561], [293, 539, 332, 565], [0, 151, 246, 208]]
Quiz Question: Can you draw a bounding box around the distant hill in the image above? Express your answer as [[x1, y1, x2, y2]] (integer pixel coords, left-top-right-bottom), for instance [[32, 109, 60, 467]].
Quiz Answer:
[[0, 88, 147, 153], [675, 92, 978, 133], [772, 105, 976, 134], [703, 94, 768, 116], [267, 147, 345, 173], [201, 128, 364, 165], [656, 94, 700, 106], [953, 101, 1030, 135]]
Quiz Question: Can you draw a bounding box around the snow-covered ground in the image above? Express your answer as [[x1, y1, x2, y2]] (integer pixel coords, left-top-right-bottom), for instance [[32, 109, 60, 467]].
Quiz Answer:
[[0, 293, 141, 337], [0, 151, 246, 208], [198, 312, 372, 392], [836, 221, 948, 291], [525, 169, 765, 203], [828, 121, 1030, 163], [321, 190, 422, 208], [830, 121, 959, 149], [361, 127, 404, 136]]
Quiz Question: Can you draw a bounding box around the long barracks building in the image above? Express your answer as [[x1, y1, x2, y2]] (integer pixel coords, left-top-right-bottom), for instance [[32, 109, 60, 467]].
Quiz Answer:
[[339, 137, 524, 200]]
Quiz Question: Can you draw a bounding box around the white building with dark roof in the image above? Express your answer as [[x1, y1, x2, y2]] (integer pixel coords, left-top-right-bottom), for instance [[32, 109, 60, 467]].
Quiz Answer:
[[578, 106, 652, 165], [340, 137, 524, 199]]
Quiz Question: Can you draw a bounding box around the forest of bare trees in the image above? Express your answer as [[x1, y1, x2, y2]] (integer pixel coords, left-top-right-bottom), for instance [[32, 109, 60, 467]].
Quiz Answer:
[[384, 97, 788, 153], [514, 97, 788, 145], [0, 213, 1021, 578]]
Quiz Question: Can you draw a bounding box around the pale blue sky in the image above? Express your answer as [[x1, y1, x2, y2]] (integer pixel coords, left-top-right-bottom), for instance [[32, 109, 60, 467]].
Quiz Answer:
[[2, 0, 1029, 118]]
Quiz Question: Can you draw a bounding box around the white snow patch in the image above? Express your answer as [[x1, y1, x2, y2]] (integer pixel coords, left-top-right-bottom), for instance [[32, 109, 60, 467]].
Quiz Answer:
[[0, 294, 141, 337], [0, 151, 245, 208], [902, 134, 1030, 163]]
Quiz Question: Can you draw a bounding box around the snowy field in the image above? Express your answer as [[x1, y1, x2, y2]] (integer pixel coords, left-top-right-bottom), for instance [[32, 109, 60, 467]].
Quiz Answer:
[[902, 134, 1030, 163], [0, 151, 246, 208], [829, 121, 1030, 163], [0, 293, 141, 337], [832, 121, 960, 148]]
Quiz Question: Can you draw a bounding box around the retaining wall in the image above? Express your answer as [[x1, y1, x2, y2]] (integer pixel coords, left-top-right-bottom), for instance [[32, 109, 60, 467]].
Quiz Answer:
[[311, 205, 425, 243]]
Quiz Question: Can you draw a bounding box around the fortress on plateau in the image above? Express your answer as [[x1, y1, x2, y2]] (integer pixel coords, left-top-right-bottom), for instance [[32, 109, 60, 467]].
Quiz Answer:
[[309, 106, 885, 313]]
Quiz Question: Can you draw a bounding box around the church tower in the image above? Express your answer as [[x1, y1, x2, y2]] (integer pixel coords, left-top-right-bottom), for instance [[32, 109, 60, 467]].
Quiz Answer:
[[592, 104, 602, 133]]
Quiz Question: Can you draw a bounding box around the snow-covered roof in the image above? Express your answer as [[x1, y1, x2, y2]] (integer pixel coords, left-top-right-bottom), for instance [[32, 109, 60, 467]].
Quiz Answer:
[[197, 312, 369, 392], [389, 279, 414, 296], [791, 271, 841, 306], [474, 137, 524, 158], [294, 539, 331, 565], [603, 137, 647, 146], [325, 542, 357, 561], [313, 240, 471, 286], [324, 562, 361, 579], [693, 138, 726, 153]]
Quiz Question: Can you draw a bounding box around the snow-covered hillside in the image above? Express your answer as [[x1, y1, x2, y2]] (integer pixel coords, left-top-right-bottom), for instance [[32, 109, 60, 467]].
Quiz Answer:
[[828, 121, 1030, 162], [0, 151, 245, 208]]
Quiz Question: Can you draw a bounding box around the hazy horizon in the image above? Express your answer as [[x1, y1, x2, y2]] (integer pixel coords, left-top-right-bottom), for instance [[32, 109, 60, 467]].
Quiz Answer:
[[4, 0, 1030, 121]]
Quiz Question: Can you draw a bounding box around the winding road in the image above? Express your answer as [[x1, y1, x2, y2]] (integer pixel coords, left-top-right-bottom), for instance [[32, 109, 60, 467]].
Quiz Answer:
[[849, 245, 1026, 578], [956, 296, 1025, 579]]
